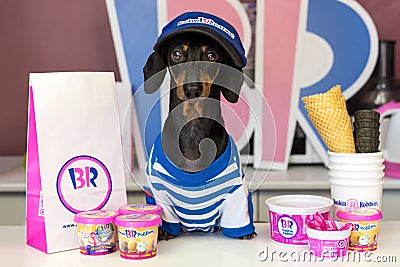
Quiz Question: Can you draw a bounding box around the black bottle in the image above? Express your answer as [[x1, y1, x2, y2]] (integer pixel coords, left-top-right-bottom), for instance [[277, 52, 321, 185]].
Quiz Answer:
[[347, 40, 400, 115]]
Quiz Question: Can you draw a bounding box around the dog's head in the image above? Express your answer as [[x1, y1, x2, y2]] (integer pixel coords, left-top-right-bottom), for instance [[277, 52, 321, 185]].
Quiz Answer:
[[143, 12, 246, 104], [143, 12, 247, 172]]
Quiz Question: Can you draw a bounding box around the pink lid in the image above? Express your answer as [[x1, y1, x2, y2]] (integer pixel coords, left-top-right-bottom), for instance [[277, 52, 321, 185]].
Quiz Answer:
[[74, 210, 117, 224], [118, 204, 163, 215], [114, 214, 162, 228], [336, 208, 383, 221]]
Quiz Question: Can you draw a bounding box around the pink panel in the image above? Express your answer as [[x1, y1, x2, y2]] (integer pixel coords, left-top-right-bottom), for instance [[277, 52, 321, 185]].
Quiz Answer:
[[26, 86, 47, 253], [262, 0, 301, 163]]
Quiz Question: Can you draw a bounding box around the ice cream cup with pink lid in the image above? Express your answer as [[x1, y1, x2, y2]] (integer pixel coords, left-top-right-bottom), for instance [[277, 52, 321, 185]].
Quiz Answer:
[[115, 213, 162, 260], [74, 210, 118, 256], [118, 204, 163, 216], [336, 208, 383, 252]]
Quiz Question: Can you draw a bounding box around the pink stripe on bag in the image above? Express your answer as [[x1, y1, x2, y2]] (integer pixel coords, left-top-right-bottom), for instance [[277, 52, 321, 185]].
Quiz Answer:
[[26, 86, 47, 253]]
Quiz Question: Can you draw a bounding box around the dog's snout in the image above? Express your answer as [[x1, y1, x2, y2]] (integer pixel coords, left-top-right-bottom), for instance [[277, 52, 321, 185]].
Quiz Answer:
[[184, 83, 203, 99]]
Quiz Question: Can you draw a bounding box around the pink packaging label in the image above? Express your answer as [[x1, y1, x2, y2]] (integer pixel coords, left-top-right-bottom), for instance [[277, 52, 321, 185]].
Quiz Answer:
[[117, 225, 159, 260], [269, 211, 329, 246], [308, 237, 349, 258], [77, 222, 117, 256]]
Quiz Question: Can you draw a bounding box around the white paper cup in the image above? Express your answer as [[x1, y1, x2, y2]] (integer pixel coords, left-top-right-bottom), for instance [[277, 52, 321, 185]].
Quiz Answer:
[[330, 178, 383, 216], [328, 151, 384, 163], [328, 169, 385, 179], [328, 164, 384, 172], [329, 157, 384, 165], [328, 171, 384, 181], [330, 177, 383, 184], [328, 160, 384, 170]]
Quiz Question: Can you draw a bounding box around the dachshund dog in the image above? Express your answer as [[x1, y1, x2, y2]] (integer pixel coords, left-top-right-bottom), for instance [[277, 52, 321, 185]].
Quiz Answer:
[[142, 12, 256, 241]]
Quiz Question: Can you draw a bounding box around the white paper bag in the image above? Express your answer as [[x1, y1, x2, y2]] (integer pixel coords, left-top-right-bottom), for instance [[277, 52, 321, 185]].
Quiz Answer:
[[26, 72, 127, 253]]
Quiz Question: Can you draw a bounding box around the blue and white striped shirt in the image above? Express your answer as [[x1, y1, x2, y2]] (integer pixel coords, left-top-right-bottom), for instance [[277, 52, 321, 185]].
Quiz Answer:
[[145, 133, 254, 237]]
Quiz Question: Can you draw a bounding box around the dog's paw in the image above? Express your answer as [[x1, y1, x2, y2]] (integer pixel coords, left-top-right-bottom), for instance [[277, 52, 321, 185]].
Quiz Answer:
[[158, 229, 177, 241], [238, 232, 257, 240]]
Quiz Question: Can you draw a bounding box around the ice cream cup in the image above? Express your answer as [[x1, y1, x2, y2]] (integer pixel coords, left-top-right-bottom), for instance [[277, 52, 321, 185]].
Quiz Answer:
[[330, 178, 383, 216], [336, 208, 382, 252], [306, 221, 351, 259], [265, 195, 333, 247], [115, 214, 162, 260], [329, 177, 383, 185], [328, 169, 385, 179], [328, 170, 384, 181], [118, 204, 163, 216], [74, 210, 118, 256], [328, 163, 384, 172], [328, 151, 383, 164]]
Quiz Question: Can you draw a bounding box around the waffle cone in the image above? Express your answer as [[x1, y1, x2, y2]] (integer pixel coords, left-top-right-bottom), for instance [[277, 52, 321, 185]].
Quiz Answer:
[[302, 85, 344, 107], [308, 109, 355, 153], [304, 99, 346, 113]]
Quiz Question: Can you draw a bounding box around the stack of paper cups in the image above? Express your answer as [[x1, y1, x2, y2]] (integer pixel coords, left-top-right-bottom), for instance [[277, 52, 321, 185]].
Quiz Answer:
[[328, 151, 384, 216]]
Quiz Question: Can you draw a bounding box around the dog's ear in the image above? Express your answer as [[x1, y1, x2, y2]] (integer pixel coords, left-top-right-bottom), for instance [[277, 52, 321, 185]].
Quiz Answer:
[[217, 66, 244, 103], [143, 51, 167, 94]]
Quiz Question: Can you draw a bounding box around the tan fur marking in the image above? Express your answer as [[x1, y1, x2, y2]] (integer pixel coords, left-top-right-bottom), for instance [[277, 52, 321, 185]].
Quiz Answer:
[[169, 67, 186, 100], [183, 101, 203, 119], [199, 68, 220, 97]]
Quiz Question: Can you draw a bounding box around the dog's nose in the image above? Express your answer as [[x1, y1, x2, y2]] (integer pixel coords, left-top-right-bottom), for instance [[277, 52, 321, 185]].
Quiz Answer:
[[184, 83, 203, 99]]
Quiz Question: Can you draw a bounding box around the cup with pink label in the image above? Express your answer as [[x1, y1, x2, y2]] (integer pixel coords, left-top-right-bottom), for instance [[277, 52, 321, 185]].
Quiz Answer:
[[74, 210, 118, 256], [330, 178, 383, 217], [306, 215, 352, 259], [265, 195, 333, 247]]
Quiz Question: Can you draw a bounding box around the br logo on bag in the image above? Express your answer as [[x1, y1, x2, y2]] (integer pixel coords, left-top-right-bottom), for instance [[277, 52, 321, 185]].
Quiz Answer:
[[56, 155, 112, 213]]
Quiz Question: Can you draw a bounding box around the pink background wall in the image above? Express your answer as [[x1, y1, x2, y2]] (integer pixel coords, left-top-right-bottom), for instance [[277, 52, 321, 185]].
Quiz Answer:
[[0, 1, 120, 155], [0, 0, 399, 155], [358, 0, 400, 75]]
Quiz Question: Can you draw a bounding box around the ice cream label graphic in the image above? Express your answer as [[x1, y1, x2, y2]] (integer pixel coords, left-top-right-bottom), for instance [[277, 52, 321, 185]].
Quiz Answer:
[[115, 214, 162, 260], [277, 216, 298, 239], [74, 210, 117, 255]]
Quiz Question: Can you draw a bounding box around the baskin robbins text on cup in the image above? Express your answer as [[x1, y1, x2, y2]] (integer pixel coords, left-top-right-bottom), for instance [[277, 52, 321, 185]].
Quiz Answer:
[[333, 198, 380, 210], [330, 178, 383, 216]]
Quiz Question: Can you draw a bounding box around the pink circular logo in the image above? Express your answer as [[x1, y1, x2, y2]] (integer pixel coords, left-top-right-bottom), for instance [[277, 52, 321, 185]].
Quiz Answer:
[[346, 199, 359, 209], [56, 155, 112, 213], [277, 216, 298, 239]]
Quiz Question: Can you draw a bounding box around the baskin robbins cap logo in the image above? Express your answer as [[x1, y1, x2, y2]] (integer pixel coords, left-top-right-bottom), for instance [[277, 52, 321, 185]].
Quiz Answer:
[[56, 155, 112, 214], [177, 16, 236, 39]]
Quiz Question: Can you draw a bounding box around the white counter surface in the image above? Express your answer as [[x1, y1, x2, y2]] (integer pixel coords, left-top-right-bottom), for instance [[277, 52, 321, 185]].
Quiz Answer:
[[2, 165, 400, 193], [1, 222, 399, 267]]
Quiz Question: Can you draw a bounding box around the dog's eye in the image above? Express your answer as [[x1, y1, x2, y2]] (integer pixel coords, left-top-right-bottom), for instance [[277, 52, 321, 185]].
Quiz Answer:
[[207, 51, 217, 61], [172, 50, 183, 61]]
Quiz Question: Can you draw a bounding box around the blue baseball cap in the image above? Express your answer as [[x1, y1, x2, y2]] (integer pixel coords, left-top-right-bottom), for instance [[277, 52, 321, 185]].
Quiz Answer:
[[153, 11, 247, 68]]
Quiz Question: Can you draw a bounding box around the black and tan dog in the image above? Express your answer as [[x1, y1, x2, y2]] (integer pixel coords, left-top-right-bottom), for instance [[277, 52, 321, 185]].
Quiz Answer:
[[143, 12, 255, 240]]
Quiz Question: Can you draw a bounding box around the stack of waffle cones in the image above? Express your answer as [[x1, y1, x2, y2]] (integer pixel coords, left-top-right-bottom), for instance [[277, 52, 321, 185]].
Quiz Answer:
[[302, 85, 356, 153]]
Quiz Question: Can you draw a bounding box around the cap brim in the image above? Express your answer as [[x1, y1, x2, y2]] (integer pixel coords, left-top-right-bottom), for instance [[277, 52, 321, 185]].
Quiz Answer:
[[153, 26, 244, 68]]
